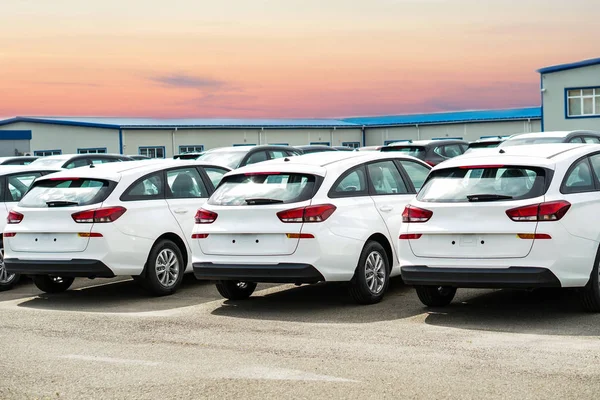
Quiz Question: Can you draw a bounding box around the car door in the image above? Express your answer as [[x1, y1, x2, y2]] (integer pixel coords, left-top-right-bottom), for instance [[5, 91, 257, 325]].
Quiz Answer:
[[164, 167, 210, 267], [366, 160, 414, 265]]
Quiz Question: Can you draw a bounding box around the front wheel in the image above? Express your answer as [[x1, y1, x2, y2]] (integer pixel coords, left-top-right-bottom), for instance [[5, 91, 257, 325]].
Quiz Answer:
[[415, 286, 456, 307], [0, 243, 20, 292], [216, 281, 257, 300], [349, 241, 390, 305], [32, 275, 74, 293]]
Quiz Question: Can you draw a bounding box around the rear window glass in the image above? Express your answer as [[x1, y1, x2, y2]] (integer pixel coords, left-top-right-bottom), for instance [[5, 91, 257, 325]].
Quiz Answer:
[[208, 173, 317, 206], [417, 166, 546, 203], [500, 137, 564, 147], [19, 178, 114, 208], [197, 151, 247, 169], [467, 142, 501, 151], [381, 146, 426, 158]]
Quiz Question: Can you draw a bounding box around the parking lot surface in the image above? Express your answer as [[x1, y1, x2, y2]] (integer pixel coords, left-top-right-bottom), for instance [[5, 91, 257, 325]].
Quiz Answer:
[[1, 276, 600, 399]]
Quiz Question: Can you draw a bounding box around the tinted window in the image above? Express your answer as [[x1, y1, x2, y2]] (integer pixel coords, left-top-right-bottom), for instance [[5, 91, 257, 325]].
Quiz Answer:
[[562, 159, 595, 194], [269, 150, 288, 159], [90, 157, 118, 165], [443, 144, 463, 158], [122, 173, 164, 200], [380, 146, 426, 159], [583, 136, 600, 144], [367, 161, 408, 195], [7, 173, 42, 202], [399, 160, 430, 191], [65, 158, 89, 169], [197, 151, 247, 169], [589, 154, 600, 180], [332, 167, 367, 195], [20, 178, 113, 207], [166, 168, 207, 198], [209, 173, 316, 206], [245, 151, 268, 165], [203, 167, 229, 188], [569, 137, 584, 143]]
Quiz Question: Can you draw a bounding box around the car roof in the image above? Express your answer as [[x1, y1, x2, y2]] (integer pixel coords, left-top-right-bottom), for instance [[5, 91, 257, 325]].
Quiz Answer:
[[504, 130, 600, 140], [0, 165, 60, 176], [385, 139, 467, 147], [208, 145, 298, 153]]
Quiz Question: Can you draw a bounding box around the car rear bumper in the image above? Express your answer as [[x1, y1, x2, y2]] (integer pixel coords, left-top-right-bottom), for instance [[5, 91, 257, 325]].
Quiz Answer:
[[400, 266, 561, 288], [4, 258, 115, 278], [193, 262, 325, 283]]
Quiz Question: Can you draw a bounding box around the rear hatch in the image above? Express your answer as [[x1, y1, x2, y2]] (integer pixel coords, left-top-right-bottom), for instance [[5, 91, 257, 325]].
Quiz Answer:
[[9, 177, 117, 253], [197, 171, 322, 256], [404, 165, 551, 259]]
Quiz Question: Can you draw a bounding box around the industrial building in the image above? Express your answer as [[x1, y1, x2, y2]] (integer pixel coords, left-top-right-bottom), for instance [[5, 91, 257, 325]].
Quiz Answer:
[[0, 57, 598, 158]]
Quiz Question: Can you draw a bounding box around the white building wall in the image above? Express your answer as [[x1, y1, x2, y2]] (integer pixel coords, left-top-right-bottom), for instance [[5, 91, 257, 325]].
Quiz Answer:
[[0, 122, 120, 154], [541, 64, 600, 131]]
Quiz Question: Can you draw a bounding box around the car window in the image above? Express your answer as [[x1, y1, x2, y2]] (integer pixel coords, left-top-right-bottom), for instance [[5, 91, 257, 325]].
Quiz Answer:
[[65, 158, 89, 169], [166, 168, 207, 198], [583, 136, 600, 144], [399, 160, 430, 191], [287, 149, 302, 156], [20, 178, 113, 207], [332, 167, 367, 195], [90, 157, 116, 164], [443, 144, 463, 158], [367, 161, 408, 195], [7, 173, 42, 202], [562, 158, 595, 194], [245, 151, 268, 165], [569, 137, 584, 144], [203, 167, 229, 188], [268, 150, 287, 160], [122, 172, 164, 200]]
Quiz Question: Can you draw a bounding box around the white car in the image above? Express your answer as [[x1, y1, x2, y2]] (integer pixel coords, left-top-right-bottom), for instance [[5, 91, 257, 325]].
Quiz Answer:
[[498, 130, 600, 147], [4, 160, 230, 295], [29, 153, 135, 169], [0, 166, 61, 290], [192, 151, 431, 304], [398, 143, 600, 311]]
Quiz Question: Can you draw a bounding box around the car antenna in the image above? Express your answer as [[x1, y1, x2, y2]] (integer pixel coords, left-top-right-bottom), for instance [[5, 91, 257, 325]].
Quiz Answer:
[[499, 149, 505, 154], [284, 157, 290, 162], [90, 164, 95, 168]]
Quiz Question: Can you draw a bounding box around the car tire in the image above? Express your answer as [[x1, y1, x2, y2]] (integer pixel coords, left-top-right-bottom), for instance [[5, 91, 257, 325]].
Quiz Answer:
[[32, 275, 74, 294], [142, 240, 185, 296], [215, 281, 257, 300], [348, 241, 390, 305], [0, 241, 20, 292], [415, 286, 457, 307], [580, 246, 600, 312]]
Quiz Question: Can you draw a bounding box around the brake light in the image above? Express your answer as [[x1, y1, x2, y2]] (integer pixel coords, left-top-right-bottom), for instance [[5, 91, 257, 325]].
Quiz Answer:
[[7, 211, 23, 224], [192, 233, 209, 239], [72, 206, 126, 223], [3, 232, 16, 238], [277, 204, 336, 223], [506, 201, 571, 222], [399, 234, 422, 240], [195, 209, 218, 224], [402, 205, 433, 223]]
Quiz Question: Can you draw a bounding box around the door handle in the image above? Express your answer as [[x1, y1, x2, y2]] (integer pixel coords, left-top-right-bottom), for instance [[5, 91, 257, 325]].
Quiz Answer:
[[379, 206, 393, 212], [173, 209, 188, 214]]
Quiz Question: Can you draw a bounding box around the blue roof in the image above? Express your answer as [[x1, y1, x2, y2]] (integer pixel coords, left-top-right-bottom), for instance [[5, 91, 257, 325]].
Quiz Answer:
[[341, 107, 541, 127], [537, 57, 600, 74], [0, 107, 541, 130]]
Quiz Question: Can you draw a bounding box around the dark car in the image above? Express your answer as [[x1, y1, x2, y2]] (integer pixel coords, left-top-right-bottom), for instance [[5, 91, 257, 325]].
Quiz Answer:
[[195, 145, 302, 169], [465, 136, 508, 153], [499, 130, 600, 147], [296, 145, 338, 154], [0, 156, 39, 166], [28, 153, 134, 169], [380, 139, 468, 166]]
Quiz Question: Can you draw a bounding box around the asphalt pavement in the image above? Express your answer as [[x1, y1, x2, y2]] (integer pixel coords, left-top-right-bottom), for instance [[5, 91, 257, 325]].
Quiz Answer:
[[1, 275, 600, 399]]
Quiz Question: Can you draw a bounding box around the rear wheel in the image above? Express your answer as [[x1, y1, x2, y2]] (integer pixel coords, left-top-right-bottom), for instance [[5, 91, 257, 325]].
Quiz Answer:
[[580, 246, 600, 312], [215, 281, 257, 300], [349, 241, 390, 305], [415, 286, 456, 307], [0, 242, 20, 292], [32, 275, 74, 293], [142, 240, 185, 296]]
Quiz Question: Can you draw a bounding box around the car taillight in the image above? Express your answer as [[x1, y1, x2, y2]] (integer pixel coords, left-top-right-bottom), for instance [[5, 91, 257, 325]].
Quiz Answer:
[[195, 209, 218, 224], [425, 161, 436, 167], [7, 211, 23, 224], [399, 234, 422, 240], [72, 206, 126, 223], [277, 204, 336, 223], [3, 232, 16, 238], [402, 205, 433, 223], [506, 201, 571, 222]]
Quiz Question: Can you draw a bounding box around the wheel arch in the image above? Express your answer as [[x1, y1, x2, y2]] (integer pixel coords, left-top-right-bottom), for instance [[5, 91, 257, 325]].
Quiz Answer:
[[365, 232, 394, 269], [142, 232, 188, 276]]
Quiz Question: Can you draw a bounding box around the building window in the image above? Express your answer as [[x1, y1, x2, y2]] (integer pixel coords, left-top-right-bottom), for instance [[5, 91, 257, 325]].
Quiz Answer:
[[179, 145, 204, 153], [567, 87, 600, 117], [310, 141, 330, 146], [78, 148, 107, 154], [341, 142, 360, 149], [34, 149, 62, 156], [139, 146, 165, 159]]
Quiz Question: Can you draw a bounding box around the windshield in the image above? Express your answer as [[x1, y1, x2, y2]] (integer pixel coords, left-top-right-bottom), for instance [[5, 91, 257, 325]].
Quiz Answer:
[[208, 173, 317, 206], [500, 137, 564, 147], [30, 158, 69, 168], [380, 146, 426, 158], [197, 151, 247, 168], [417, 166, 547, 203], [19, 178, 114, 208]]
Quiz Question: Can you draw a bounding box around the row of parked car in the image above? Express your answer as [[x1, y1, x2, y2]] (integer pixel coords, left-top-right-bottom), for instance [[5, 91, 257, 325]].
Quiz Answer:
[[3, 130, 600, 312]]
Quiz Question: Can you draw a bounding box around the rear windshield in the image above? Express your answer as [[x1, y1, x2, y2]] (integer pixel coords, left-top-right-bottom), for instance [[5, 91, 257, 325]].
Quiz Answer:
[[30, 158, 69, 168], [19, 178, 114, 208], [417, 166, 547, 203], [500, 137, 564, 147], [197, 151, 246, 169], [467, 141, 501, 150], [381, 146, 426, 158], [208, 173, 317, 206]]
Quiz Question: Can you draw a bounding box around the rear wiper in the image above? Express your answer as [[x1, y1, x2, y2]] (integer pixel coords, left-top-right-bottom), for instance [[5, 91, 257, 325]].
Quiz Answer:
[[467, 194, 513, 202], [46, 200, 79, 207], [244, 198, 284, 205]]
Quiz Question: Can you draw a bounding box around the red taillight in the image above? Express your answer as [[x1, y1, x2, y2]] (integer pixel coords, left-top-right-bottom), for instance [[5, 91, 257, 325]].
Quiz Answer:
[[399, 233, 422, 240], [402, 205, 433, 223], [7, 211, 23, 224], [506, 201, 571, 222], [3, 232, 16, 238], [195, 209, 218, 224], [72, 206, 126, 223], [192, 233, 209, 239], [277, 204, 336, 223]]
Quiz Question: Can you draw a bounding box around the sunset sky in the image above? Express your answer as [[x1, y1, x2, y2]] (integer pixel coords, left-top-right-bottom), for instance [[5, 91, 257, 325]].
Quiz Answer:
[[1, 0, 599, 118]]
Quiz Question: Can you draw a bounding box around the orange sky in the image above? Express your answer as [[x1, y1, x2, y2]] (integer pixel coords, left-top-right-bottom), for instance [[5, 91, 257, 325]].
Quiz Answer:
[[1, 0, 599, 118]]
